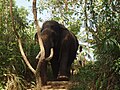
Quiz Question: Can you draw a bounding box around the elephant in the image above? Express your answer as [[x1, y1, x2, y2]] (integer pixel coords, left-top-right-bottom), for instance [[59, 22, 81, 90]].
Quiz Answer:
[[35, 20, 79, 85]]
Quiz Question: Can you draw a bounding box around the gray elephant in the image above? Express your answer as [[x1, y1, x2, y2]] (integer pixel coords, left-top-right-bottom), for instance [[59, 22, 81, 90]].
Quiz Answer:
[[35, 20, 79, 85]]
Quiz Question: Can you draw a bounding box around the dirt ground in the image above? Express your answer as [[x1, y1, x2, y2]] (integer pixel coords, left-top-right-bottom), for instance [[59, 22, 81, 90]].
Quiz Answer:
[[27, 81, 79, 90], [41, 81, 78, 90]]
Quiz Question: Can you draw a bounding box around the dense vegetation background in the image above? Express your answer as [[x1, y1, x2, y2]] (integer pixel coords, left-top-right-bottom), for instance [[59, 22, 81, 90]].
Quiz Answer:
[[0, 0, 120, 90]]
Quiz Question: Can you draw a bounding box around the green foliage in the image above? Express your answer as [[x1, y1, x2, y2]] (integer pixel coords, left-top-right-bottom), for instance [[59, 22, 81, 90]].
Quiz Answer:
[[72, 0, 120, 90], [0, 0, 37, 88], [4, 73, 26, 90], [1, 0, 120, 89], [71, 61, 96, 90], [113, 58, 120, 75], [38, 0, 82, 35]]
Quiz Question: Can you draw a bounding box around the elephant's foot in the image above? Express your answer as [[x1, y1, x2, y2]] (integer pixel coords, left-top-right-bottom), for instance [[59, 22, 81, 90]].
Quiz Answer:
[[57, 75, 69, 81]]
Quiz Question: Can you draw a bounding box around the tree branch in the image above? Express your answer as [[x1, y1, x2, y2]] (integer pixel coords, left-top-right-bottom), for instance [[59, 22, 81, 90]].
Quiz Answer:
[[32, 0, 45, 59], [10, 0, 36, 74], [64, 0, 68, 11], [32, 0, 46, 88]]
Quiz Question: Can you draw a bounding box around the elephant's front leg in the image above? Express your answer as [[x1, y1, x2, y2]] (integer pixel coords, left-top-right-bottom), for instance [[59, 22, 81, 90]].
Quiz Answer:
[[50, 57, 59, 80], [40, 61, 47, 85], [57, 47, 69, 81]]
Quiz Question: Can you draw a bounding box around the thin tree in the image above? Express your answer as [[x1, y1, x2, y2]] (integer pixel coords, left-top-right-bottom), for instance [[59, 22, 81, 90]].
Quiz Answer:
[[10, 0, 46, 89], [32, 0, 45, 89]]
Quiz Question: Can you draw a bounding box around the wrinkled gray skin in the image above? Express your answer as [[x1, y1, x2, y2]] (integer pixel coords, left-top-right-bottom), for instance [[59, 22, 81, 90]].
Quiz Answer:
[[35, 20, 79, 85]]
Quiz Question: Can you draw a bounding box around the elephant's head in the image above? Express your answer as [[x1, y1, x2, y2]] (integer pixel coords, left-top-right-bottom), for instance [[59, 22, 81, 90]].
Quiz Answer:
[[41, 20, 61, 32], [35, 20, 62, 60], [35, 31, 54, 61]]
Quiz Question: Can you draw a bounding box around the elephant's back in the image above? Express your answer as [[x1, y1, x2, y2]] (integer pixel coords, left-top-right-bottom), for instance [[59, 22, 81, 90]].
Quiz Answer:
[[61, 29, 78, 49]]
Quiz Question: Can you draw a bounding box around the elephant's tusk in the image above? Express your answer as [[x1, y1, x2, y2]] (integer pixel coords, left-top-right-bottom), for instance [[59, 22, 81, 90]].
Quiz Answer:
[[36, 51, 41, 59], [45, 48, 54, 61], [36, 48, 53, 61]]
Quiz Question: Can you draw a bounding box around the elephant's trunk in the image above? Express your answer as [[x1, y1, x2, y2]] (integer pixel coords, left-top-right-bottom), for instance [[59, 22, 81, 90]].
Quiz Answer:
[[36, 48, 54, 61]]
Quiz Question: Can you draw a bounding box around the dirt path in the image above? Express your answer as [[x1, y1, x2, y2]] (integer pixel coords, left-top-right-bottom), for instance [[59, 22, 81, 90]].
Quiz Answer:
[[41, 81, 77, 90]]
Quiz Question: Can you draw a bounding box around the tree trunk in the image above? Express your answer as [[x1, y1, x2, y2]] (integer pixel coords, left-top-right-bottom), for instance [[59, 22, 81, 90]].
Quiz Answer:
[[32, 0, 45, 89], [10, 0, 45, 89], [10, 0, 36, 75]]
